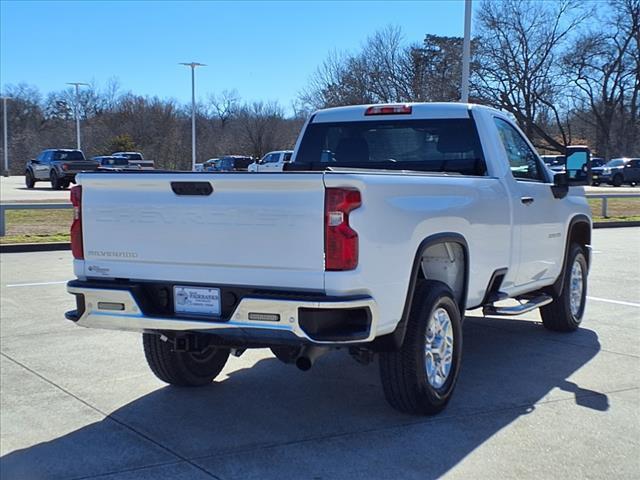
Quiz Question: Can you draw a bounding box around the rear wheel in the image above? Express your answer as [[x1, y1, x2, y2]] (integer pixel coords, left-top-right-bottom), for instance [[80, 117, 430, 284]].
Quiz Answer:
[[379, 280, 462, 415], [50, 170, 62, 190], [142, 333, 229, 386], [540, 244, 588, 332], [25, 170, 35, 188]]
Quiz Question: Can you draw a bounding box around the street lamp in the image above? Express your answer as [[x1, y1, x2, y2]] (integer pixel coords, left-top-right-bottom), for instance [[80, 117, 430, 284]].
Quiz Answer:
[[66, 82, 89, 150], [460, 0, 472, 103], [179, 62, 206, 171], [1, 96, 10, 177]]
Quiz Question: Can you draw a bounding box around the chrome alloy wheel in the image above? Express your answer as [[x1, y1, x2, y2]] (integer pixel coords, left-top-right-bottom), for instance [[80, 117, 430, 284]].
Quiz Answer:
[[569, 258, 584, 317], [425, 307, 454, 389]]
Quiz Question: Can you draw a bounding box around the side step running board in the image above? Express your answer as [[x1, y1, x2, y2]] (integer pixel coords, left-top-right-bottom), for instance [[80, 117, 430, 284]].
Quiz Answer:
[[483, 294, 553, 316]]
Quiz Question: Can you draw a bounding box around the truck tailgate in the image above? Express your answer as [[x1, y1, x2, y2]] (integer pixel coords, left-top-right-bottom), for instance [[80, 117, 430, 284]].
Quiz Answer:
[[79, 173, 326, 291]]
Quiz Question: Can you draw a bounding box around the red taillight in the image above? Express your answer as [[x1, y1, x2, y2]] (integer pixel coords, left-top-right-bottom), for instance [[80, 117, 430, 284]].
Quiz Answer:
[[364, 104, 412, 116], [70, 186, 83, 259], [61, 163, 69, 171], [325, 188, 361, 271]]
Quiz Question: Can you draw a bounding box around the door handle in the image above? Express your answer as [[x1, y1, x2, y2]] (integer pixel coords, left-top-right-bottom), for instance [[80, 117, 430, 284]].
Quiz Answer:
[[521, 196, 535, 205]]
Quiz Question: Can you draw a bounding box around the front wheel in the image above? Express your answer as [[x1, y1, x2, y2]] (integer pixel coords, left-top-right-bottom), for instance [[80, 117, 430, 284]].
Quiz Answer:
[[379, 280, 462, 415], [540, 244, 588, 332], [25, 170, 35, 188], [142, 333, 229, 386]]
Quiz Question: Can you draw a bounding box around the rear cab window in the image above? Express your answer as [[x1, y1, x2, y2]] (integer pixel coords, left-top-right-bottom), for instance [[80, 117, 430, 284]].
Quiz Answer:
[[296, 118, 487, 176], [54, 151, 85, 161]]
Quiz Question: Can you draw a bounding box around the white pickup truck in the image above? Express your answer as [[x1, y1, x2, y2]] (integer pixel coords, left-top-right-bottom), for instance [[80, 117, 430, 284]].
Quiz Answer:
[[65, 103, 592, 415], [247, 150, 293, 172]]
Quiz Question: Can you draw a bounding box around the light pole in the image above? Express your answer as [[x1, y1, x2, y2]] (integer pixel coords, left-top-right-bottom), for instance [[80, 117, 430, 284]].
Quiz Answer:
[[66, 82, 89, 150], [460, 0, 472, 103], [179, 62, 206, 171], [1, 96, 10, 177]]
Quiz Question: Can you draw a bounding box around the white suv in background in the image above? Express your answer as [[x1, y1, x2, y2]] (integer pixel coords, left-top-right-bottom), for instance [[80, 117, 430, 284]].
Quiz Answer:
[[248, 150, 293, 172]]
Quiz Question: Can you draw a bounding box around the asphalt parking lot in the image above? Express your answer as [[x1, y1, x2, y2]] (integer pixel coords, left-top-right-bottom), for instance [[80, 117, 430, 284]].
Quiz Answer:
[[1, 174, 639, 203], [1, 228, 639, 480]]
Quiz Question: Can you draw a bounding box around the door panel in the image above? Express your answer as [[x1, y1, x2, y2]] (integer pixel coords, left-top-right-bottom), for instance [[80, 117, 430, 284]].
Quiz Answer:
[[493, 118, 564, 288], [511, 182, 564, 286], [35, 153, 50, 179]]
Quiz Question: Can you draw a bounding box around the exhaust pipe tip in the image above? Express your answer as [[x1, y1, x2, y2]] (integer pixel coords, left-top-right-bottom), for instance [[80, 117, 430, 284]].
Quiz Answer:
[[294, 346, 330, 371], [296, 357, 313, 371]]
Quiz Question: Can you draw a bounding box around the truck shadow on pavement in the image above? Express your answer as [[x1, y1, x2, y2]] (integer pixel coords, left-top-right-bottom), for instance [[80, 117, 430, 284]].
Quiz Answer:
[[1, 316, 606, 480]]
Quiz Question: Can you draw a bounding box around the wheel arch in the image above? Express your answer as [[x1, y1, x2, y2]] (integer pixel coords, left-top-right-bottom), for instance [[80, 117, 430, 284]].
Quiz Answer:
[[372, 233, 469, 351], [549, 214, 591, 297]]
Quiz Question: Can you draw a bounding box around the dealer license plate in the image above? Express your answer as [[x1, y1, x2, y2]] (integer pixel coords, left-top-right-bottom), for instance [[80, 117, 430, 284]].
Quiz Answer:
[[174, 286, 221, 316]]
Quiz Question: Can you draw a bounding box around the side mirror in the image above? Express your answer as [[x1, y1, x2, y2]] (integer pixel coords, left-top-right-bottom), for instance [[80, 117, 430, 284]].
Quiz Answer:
[[551, 172, 569, 199], [31, 158, 38, 164], [564, 146, 591, 186]]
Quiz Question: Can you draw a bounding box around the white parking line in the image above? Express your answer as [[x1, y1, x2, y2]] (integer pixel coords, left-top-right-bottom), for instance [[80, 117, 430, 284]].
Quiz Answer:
[[588, 296, 640, 308], [5, 280, 68, 288]]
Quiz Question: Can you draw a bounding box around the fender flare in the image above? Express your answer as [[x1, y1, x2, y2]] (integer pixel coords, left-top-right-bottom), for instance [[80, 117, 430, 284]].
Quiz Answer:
[[371, 232, 469, 351], [549, 214, 592, 297]]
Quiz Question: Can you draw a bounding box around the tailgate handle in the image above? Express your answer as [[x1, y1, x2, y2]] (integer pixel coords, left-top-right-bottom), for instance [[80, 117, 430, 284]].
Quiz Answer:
[[171, 181, 213, 196]]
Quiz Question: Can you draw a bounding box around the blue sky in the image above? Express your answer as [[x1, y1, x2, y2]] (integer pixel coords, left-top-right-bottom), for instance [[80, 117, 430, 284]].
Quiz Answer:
[[1, 0, 470, 108]]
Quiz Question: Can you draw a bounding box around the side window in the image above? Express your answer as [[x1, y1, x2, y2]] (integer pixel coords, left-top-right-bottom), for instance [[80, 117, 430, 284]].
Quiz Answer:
[[266, 154, 278, 164], [629, 160, 640, 168], [494, 118, 546, 182], [42, 152, 51, 164]]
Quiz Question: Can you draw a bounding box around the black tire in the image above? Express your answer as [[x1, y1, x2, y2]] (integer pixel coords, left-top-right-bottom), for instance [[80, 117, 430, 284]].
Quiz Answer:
[[270, 346, 302, 364], [60, 179, 71, 189], [50, 170, 62, 190], [540, 244, 588, 332], [142, 333, 229, 386], [612, 174, 623, 187], [379, 280, 463, 415], [25, 170, 35, 188]]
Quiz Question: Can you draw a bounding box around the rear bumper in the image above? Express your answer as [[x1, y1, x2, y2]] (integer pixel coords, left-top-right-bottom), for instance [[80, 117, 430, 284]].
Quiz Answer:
[[66, 280, 378, 345]]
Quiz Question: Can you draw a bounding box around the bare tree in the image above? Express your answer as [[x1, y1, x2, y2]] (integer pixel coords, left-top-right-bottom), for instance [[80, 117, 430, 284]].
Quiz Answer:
[[208, 89, 240, 128], [473, 0, 589, 152], [564, 0, 639, 157], [300, 26, 470, 110], [237, 101, 289, 157]]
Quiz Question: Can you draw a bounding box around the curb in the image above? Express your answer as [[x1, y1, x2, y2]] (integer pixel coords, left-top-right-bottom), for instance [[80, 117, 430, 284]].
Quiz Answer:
[[593, 221, 640, 229], [0, 242, 71, 253]]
